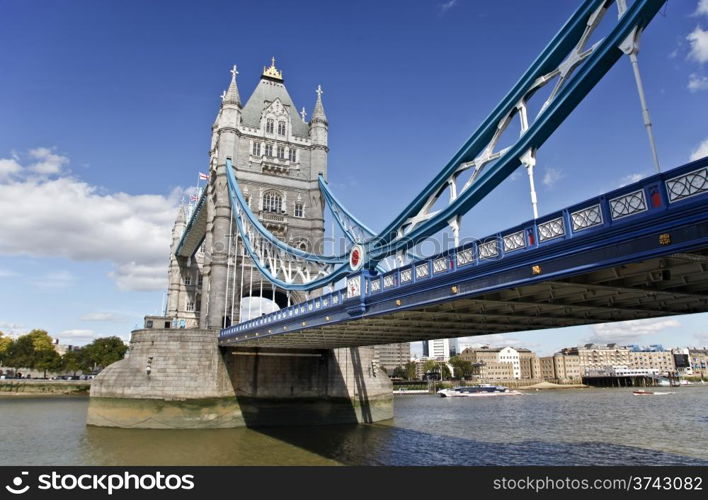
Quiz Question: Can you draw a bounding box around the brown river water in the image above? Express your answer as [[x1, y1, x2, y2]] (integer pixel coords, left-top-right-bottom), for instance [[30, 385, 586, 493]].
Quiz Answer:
[[1, 387, 707, 465]]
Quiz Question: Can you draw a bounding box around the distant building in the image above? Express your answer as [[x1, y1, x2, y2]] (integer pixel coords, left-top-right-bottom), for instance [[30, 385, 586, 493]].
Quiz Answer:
[[518, 348, 541, 380], [671, 348, 694, 377], [52, 338, 81, 356], [627, 349, 675, 375], [539, 349, 582, 382], [459, 346, 537, 380], [577, 343, 630, 370], [374, 343, 411, 372], [423, 339, 451, 361], [688, 348, 708, 378]]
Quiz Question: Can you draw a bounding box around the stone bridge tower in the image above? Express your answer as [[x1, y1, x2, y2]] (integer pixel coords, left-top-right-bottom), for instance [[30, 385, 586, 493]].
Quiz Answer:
[[166, 59, 329, 330]]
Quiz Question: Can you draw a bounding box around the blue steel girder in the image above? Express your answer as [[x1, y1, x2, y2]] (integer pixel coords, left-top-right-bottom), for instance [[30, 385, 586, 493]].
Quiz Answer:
[[367, 0, 666, 264], [225, 159, 351, 291], [220, 158, 708, 347]]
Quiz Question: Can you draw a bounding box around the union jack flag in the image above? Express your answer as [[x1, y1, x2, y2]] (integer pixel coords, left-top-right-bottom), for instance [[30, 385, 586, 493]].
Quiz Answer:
[[190, 194, 199, 202], [198, 172, 209, 180]]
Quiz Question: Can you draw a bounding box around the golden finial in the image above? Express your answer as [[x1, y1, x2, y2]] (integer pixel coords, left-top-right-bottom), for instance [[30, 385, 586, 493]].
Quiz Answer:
[[262, 57, 283, 81]]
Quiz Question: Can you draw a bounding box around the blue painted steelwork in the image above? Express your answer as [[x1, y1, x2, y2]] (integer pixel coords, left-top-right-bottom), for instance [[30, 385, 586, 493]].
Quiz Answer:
[[367, 0, 666, 262], [220, 157, 708, 343], [225, 158, 351, 290]]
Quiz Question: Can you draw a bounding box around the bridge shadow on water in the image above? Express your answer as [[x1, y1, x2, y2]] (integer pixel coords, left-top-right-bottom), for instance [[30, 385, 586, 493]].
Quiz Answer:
[[252, 423, 708, 466]]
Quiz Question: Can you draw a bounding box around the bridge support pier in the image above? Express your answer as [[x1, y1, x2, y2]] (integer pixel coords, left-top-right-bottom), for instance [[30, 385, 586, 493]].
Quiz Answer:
[[86, 329, 392, 429]]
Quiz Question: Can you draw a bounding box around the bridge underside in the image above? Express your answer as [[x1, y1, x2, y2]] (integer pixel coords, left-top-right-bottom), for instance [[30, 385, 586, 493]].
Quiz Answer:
[[223, 251, 708, 349]]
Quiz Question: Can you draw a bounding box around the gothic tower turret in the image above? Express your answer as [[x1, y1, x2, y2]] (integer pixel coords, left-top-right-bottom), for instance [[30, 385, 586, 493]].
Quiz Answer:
[[167, 59, 331, 330], [309, 85, 328, 181], [166, 207, 187, 317]]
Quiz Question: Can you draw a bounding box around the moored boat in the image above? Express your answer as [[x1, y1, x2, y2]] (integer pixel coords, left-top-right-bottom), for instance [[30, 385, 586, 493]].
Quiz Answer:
[[437, 384, 522, 397]]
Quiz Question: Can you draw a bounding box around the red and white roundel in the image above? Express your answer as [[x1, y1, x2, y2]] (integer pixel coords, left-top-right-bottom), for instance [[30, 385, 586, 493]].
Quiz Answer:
[[349, 244, 365, 271]]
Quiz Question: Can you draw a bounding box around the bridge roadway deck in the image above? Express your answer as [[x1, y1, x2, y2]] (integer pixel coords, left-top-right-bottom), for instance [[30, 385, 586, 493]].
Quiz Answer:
[[219, 159, 708, 349]]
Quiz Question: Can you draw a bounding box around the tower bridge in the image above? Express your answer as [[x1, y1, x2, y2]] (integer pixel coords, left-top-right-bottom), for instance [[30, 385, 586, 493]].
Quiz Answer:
[[88, 0, 708, 429]]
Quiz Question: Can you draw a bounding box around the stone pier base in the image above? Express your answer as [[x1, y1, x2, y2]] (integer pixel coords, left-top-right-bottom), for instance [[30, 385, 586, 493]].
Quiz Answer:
[[87, 329, 392, 429]]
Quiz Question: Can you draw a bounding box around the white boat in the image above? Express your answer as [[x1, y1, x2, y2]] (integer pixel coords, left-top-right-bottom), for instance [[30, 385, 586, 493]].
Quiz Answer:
[[632, 390, 673, 396], [437, 384, 522, 397]]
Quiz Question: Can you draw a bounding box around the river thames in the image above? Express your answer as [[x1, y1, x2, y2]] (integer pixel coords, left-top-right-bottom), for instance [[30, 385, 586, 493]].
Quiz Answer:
[[2, 387, 707, 466]]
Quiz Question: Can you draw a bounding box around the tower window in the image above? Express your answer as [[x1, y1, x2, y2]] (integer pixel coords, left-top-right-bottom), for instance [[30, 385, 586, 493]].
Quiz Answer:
[[184, 275, 192, 286], [288, 148, 297, 162], [252, 142, 261, 156], [266, 119, 274, 134], [294, 203, 304, 218], [265, 144, 273, 157], [263, 191, 282, 213], [277, 121, 286, 136], [186, 299, 195, 312], [277, 145, 285, 159]]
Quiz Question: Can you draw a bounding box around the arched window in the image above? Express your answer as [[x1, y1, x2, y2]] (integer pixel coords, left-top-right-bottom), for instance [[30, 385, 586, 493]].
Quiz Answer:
[[252, 142, 261, 156], [277, 121, 286, 136], [264, 144, 273, 157], [294, 203, 304, 218], [277, 145, 285, 159], [266, 119, 274, 134], [263, 191, 282, 213], [288, 148, 297, 162]]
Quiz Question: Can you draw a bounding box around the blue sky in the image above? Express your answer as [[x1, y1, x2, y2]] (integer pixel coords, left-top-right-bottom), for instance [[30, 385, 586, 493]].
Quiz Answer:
[[0, 0, 707, 354]]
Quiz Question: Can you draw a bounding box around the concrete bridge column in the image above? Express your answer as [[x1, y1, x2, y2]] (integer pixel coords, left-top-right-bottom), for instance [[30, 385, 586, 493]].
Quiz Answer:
[[207, 161, 231, 329]]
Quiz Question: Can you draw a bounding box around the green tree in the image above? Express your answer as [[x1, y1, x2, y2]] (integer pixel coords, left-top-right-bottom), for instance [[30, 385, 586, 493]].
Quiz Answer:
[[4, 335, 36, 372], [404, 361, 418, 380], [4, 330, 58, 377], [449, 356, 474, 379], [62, 349, 84, 376], [81, 337, 127, 372], [392, 366, 406, 379], [35, 349, 62, 378], [0, 332, 12, 365]]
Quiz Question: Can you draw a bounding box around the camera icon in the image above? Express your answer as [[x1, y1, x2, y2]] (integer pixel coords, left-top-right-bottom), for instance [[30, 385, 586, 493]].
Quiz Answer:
[[5, 471, 30, 495]]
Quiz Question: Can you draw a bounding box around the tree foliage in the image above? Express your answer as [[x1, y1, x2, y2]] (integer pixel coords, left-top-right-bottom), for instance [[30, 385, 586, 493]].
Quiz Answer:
[[80, 336, 127, 372], [449, 356, 474, 378], [0, 332, 12, 363], [0, 330, 127, 376], [402, 361, 418, 380]]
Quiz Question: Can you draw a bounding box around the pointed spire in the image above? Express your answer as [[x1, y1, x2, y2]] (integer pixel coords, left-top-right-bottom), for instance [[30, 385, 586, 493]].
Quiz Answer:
[[222, 64, 240, 105], [311, 84, 327, 125], [175, 205, 187, 224]]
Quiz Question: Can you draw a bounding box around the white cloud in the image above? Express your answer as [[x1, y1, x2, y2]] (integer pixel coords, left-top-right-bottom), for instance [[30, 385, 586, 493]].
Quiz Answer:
[[587, 318, 681, 344], [694, 331, 708, 346], [0, 158, 22, 181], [687, 26, 708, 63], [58, 329, 129, 344], [690, 137, 708, 161], [80, 312, 129, 322], [0, 268, 20, 277], [688, 73, 708, 92], [439, 0, 458, 15], [456, 334, 528, 349], [542, 167, 564, 187], [31, 270, 76, 289], [0, 322, 25, 335], [0, 149, 183, 291], [57, 329, 98, 342], [27, 147, 69, 175], [619, 172, 645, 187], [695, 0, 708, 17]]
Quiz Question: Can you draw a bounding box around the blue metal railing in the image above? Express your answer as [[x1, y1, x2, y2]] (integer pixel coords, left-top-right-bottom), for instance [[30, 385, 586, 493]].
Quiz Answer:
[[220, 157, 708, 341]]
